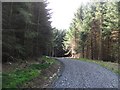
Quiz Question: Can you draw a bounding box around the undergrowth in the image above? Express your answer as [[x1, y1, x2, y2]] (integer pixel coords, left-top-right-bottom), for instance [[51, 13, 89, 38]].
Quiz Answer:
[[2, 56, 56, 88]]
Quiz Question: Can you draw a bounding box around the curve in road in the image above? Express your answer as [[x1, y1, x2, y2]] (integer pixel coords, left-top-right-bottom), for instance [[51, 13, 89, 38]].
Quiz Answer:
[[52, 58, 119, 88]]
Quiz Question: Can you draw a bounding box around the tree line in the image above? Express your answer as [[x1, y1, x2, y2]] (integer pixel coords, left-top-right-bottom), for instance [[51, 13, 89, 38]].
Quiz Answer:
[[2, 2, 53, 62], [2, 2, 120, 63], [64, 2, 120, 63], [2, 1, 66, 63]]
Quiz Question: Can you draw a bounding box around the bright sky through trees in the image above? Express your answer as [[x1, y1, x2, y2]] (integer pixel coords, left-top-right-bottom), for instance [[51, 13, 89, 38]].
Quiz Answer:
[[47, 0, 90, 30]]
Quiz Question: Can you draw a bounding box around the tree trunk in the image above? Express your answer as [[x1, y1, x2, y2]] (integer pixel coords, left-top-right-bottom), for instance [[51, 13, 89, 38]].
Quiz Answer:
[[82, 46, 84, 58], [98, 18, 102, 60]]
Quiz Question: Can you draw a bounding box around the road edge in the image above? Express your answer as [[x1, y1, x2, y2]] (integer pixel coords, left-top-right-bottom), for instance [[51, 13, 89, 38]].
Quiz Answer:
[[49, 58, 65, 88]]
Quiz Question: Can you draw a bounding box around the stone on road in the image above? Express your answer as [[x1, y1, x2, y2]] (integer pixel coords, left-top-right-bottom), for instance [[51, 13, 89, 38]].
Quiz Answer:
[[52, 58, 119, 88]]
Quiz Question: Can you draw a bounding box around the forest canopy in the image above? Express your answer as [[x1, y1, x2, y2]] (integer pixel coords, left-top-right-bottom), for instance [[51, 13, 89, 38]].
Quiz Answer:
[[63, 2, 120, 63], [2, 2, 53, 62], [2, 1, 120, 63]]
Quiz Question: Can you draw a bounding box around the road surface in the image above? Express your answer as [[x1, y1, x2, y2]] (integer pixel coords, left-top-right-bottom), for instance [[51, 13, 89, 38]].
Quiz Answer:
[[52, 58, 119, 88]]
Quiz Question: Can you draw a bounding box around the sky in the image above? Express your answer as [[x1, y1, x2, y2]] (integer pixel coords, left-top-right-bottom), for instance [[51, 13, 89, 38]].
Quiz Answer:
[[47, 0, 90, 30]]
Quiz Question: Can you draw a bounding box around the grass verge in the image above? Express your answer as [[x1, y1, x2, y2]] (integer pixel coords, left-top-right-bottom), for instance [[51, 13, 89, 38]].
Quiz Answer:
[[76, 58, 120, 75], [2, 56, 56, 88], [0, 72, 2, 89]]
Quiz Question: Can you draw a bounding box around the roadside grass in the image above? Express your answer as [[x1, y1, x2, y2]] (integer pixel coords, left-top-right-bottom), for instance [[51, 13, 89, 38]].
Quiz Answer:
[[2, 56, 56, 88], [76, 58, 120, 75], [0, 72, 2, 89]]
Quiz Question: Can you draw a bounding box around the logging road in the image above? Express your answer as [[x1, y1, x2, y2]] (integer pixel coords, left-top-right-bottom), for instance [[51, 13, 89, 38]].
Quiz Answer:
[[52, 58, 119, 88]]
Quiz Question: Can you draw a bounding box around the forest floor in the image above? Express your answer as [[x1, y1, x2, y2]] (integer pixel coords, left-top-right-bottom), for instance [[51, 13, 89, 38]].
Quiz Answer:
[[53, 58, 119, 88], [2, 56, 62, 88]]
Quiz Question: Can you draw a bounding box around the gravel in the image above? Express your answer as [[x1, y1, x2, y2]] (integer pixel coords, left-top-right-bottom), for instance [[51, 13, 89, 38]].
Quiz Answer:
[[52, 58, 119, 88]]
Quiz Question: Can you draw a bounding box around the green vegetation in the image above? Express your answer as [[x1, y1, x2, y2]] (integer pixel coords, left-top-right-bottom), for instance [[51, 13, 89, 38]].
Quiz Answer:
[[2, 56, 56, 88], [76, 58, 120, 75], [0, 72, 2, 89], [52, 28, 66, 57], [41, 56, 56, 65], [2, 1, 120, 89], [2, 2, 53, 63], [3, 68, 39, 88], [64, 2, 119, 62]]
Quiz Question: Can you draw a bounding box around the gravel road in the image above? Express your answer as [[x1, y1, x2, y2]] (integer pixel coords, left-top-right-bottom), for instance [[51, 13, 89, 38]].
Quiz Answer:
[[52, 58, 119, 88]]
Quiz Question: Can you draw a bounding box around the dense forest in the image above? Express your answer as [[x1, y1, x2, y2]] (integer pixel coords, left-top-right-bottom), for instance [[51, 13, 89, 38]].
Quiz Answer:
[[1, 1, 120, 89], [64, 2, 120, 63], [2, 1, 120, 63], [2, 2, 57, 62]]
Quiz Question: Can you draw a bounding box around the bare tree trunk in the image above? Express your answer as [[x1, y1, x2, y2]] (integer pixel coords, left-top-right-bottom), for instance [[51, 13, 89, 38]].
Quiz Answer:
[[118, 30, 120, 64], [36, 4, 40, 57], [9, 2, 14, 58], [98, 18, 102, 60], [82, 46, 84, 58], [52, 47, 54, 57], [91, 32, 93, 59]]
